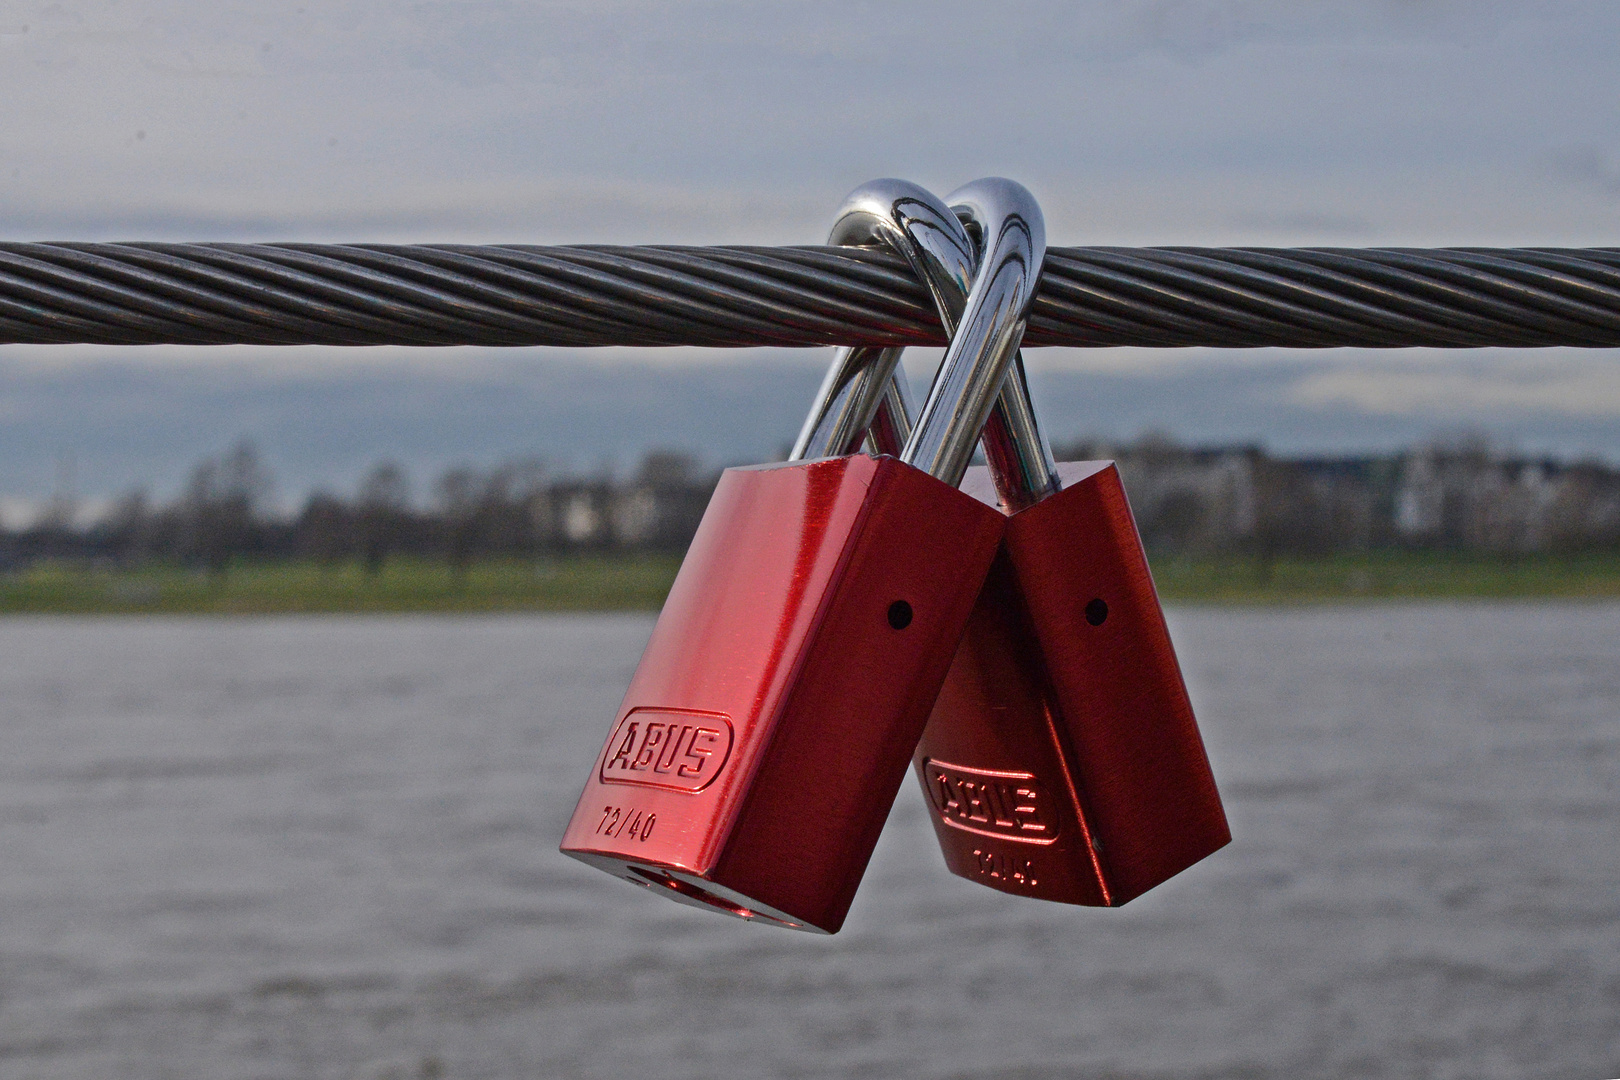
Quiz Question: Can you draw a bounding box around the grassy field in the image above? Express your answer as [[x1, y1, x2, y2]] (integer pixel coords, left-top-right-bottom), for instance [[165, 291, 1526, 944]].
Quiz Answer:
[[0, 557, 684, 615], [0, 551, 1617, 614], [1148, 551, 1620, 603]]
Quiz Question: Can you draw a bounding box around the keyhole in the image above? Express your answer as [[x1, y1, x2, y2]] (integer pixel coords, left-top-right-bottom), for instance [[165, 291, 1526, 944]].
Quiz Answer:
[[887, 600, 913, 630], [1085, 598, 1108, 626]]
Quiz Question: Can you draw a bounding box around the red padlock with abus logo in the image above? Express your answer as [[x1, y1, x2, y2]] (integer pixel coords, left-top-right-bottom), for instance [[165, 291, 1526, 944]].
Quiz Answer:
[[560, 453, 1001, 932], [558, 179, 1047, 934]]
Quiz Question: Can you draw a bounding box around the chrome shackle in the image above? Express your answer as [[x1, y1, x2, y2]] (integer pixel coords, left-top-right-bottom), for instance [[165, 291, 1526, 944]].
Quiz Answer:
[[790, 179, 974, 463], [791, 177, 1058, 511]]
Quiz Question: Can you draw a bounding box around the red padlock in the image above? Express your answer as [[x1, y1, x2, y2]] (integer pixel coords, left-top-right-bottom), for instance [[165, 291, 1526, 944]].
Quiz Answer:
[[560, 453, 1001, 931], [559, 180, 1047, 933], [799, 178, 1227, 908], [909, 185, 1229, 908], [917, 460, 1229, 906]]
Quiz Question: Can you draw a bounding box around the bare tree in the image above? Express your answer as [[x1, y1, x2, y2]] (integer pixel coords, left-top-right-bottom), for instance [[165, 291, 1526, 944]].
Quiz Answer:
[[184, 440, 272, 576], [356, 462, 411, 575], [434, 466, 480, 581], [295, 492, 353, 566]]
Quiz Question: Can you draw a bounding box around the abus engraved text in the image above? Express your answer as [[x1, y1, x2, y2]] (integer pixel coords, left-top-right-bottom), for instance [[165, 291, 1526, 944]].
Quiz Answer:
[[599, 708, 734, 793]]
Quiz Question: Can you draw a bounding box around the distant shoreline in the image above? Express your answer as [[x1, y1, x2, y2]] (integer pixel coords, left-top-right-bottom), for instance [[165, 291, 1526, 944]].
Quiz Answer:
[[2, 552, 1618, 614]]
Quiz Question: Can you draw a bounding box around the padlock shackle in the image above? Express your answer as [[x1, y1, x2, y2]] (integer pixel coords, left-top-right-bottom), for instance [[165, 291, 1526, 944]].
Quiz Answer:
[[900, 178, 1050, 490], [948, 188, 1061, 512], [791, 180, 974, 462], [828, 184, 978, 330], [793, 179, 1059, 512], [790, 345, 908, 461]]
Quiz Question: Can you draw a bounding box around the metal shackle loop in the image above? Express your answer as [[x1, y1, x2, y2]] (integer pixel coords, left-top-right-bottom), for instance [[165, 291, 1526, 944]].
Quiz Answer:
[[900, 178, 1050, 490], [827, 182, 978, 332], [792, 178, 1059, 512], [947, 184, 1061, 511], [790, 179, 975, 461]]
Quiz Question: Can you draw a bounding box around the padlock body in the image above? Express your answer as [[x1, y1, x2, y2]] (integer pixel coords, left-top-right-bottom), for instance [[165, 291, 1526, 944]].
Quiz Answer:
[[915, 461, 1229, 906], [562, 454, 1004, 933]]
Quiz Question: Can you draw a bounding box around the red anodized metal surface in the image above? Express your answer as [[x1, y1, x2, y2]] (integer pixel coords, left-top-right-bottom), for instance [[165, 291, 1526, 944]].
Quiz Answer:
[[561, 453, 1004, 933], [914, 461, 1230, 906]]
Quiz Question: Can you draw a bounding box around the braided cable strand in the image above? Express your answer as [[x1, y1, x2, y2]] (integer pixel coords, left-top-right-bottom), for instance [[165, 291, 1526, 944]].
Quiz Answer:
[[1, 242, 1618, 348]]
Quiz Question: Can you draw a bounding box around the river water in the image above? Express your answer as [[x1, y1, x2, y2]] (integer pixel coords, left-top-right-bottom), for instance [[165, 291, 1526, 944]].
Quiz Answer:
[[0, 606, 1614, 1079]]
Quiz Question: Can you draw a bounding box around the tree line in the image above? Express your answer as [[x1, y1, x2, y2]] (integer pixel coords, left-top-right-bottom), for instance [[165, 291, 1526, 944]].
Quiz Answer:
[[1, 442, 715, 572], [4, 436, 1618, 572]]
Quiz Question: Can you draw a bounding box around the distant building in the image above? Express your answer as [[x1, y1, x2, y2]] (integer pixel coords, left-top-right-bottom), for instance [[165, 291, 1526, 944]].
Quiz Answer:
[[2, 441, 1615, 566], [1059, 438, 1620, 556]]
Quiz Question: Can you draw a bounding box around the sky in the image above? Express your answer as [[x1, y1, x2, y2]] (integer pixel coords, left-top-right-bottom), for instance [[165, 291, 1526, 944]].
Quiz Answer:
[[2, 1, 1619, 516]]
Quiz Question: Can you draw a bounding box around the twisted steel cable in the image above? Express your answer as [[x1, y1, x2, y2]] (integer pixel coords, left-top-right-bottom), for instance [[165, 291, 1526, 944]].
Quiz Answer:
[[1, 242, 1619, 348]]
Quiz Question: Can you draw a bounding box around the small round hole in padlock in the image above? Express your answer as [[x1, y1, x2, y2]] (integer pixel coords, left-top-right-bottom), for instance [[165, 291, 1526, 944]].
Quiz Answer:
[[887, 600, 913, 630], [1085, 598, 1108, 626]]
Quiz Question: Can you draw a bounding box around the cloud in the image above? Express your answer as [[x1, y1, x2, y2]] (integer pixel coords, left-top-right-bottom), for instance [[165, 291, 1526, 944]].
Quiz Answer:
[[2, 2, 1619, 481], [1552, 146, 1620, 198], [1285, 353, 1620, 418], [3, 345, 1618, 504], [0, 1, 1615, 244]]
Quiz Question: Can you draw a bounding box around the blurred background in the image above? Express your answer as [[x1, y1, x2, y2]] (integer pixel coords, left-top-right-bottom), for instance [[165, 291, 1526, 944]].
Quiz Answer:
[[0, 3, 1616, 1078]]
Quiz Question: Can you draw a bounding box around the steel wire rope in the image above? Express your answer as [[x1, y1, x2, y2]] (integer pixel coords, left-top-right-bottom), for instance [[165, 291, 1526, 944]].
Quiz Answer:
[[2, 242, 1620, 348]]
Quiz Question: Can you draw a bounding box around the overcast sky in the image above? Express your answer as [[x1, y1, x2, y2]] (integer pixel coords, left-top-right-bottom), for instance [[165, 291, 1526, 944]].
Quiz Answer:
[[2, 1, 1620, 508]]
